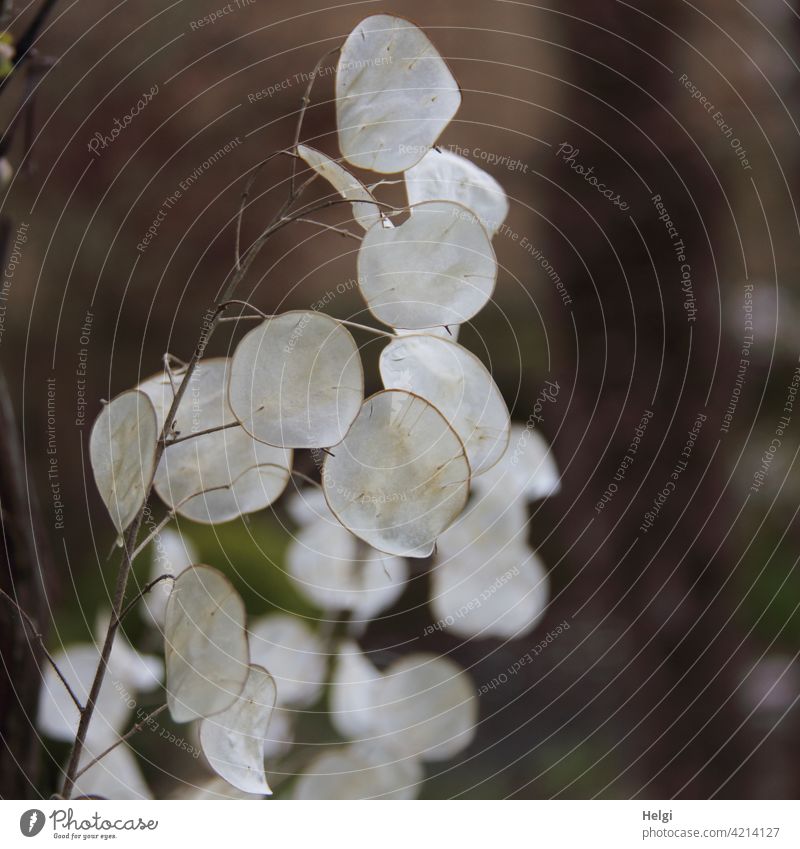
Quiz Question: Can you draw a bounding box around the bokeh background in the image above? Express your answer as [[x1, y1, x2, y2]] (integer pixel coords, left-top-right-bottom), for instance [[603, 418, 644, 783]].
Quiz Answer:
[[2, 0, 800, 798]]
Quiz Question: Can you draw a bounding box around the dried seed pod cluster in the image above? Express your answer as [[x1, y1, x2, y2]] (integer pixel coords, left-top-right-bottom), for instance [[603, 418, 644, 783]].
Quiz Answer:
[[70, 15, 561, 800]]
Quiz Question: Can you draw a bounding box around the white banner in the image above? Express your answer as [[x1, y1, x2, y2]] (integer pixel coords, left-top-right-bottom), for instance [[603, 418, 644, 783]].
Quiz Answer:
[[1, 800, 797, 848]]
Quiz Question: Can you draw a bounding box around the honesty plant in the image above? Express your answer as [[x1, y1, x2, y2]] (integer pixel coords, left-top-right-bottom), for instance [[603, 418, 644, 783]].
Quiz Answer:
[[35, 14, 561, 800]]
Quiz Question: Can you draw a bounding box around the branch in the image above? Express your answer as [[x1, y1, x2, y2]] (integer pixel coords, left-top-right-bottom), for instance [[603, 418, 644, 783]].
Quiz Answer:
[[289, 46, 340, 196], [218, 297, 394, 339], [0, 588, 82, 711], [286, 194, 399, 222], [71, 703, 168, 782], [234, 150, 292, 272], [293, 217, 362, 241], [63, 45, 357, 796], [128, 513, 175, 562], [217, 313, 263, 323], [217, 298, 268, 317], [330, 317, 395, 339], [164, 420, 241, 447], [288, 470, 324, 490], [117, 575, 172, 624], [61, 504, 146, 797], [129, 465, 296, 568]]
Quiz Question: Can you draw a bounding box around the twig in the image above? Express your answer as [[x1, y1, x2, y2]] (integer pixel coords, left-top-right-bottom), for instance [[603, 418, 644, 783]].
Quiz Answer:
[[164, 420, 241, 447], [289, 47, 340, 197], [287, 195, 398, 222], [368, 179, 404, 190], [329, 317, 395, 338], [286, 469, 323, 490], [218, 297, 393, 339], [162, 353, 187, 397], [62, 503, 147, 797], [62, 235, 285, 794], [217, 313, 263, 323], [131, 466, 296, 572], [128, 514, 175, 563], [71, 703, 168, 782], [293, 217, 362, 241], [234, 150, 291, 272], [217, 298, 268, 318], [125, 464, 279, 565], [117, 575, 172, 624], [164, 352, 189, 371], [0, 588, 83, 712]]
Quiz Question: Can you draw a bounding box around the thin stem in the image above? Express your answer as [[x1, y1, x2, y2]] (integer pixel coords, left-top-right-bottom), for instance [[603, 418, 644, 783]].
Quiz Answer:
[[143, 465, 294, 560], [162, 353, 188, 397], [129, 514, 174, 562], [292, 170, 321, 203], [164, 420, 241, 446], [329, 317, 395, 338], [293, 217, 361, 241], [368, 178, 404, 190], [287, 195, 399, 222], [217, 298, 268, 318], [235, 150, 291, 271], [127, 460, 288, 564], [0, 588, 83, 712], [219, 297, 393, 339], [289, 470, 323, 489], [217, 313, 263, 323], [118, 575, 172, 623], [289, 47, 340, 196], [62, 509, 145, 797], [164, 352, 189, 370], [61, 159, 306, 799], [71, 704, 168, 782]]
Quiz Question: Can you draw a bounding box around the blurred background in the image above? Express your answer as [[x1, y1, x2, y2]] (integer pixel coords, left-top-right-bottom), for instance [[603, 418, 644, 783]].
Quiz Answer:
[[1, 0, 800, 799]]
